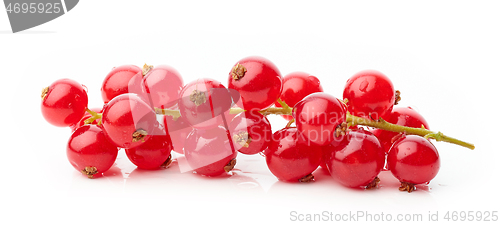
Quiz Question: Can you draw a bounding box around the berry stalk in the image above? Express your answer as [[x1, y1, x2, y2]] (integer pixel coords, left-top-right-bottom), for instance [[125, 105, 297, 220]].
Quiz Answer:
[[84, 108, 102, 125], [154, 108, 181, 120], [154, 103, 474, 150], [346, 112, 475, 150]]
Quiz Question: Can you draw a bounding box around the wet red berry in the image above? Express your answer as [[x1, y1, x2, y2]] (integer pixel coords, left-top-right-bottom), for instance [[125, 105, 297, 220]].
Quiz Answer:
[[101, 93, 157, 149], [323, 129, 385, 188], [101, 65, 143, 104], [264, 127, 322, 182], [343, 70, 395, 120], [275, 72, 323, 121], [371, 107, 429, 152], [228, 56, 283, 110], [142, 65, 183, 109], [41, 78, 88, 127], [178, 78, 233, 130], [387, 135, 440, 189], [67, 125, 119, 178], [184, 126, 237, 176], [125, 126, 173, 170], [229, 110, 272, 155], [293, 93, 346, 146]]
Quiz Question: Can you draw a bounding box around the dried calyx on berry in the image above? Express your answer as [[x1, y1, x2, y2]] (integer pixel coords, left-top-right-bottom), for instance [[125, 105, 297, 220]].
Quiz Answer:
[[231, 63, 247, 80]]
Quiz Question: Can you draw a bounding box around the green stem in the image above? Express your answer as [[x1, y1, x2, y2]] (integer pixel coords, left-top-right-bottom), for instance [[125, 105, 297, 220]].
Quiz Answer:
[[229, 108, 245, 114], [84, 108, 102, 126], [154, 108, 181, 120], [259, 98, 293, 116], [346, 112, 475, 150], [258, 107, 292, 116], [153, 104, 474, 150]]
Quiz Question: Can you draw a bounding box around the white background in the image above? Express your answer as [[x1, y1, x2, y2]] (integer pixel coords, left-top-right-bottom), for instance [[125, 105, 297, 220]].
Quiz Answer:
[[1, 1, 499, 224]]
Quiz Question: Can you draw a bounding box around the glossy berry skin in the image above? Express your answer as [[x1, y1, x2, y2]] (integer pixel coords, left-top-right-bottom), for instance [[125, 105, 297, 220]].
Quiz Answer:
[[101, 65, 142, 104], [274, 72, 323, 121], [178, 78, 233, 130], [142, 65, 183, 109], [41, 78, 88, 127], [125, 126, 173, 170], [101, 93, 157, 149], [264, 127, 322, 182], [163, 114, 193, 154], [228, 56, 283, 110], [67, 125, 119, 178], [343, 70, 395, 120], [387, 135, 440, 185], [371, 107, 429, 153], [229, 110, 272, 155], [293, 93, 346, 146], [324, 129, 385, 188], [184, 126, 237, 177]]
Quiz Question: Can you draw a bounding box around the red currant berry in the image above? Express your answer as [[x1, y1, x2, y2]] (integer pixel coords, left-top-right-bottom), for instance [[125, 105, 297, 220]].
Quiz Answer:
[[229, 110, 272, 155], [323, 129, 385, 188], [125, 126, 173, 170], [67, 125, 119, 178], [371, 107, 429, 153], [163, 114, 193, 154], [264, 127, 322, 182], [293, 93, 346, 146], [184, 126, 237, 176], [178, 78, 233, 130], [142, 65, 183, 109], [274, 72, 323, 121], [387, 135, 440, 192], [228, 56, 283, 110], [101, 93, 157, 148], [101, 65, 143, 104], [343, 70, 395, 120], [41, 78, 88, 127]]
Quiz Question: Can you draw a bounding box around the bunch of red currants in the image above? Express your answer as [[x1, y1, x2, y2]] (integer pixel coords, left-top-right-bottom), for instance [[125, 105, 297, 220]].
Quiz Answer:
[[40, 56, 473, 192]]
